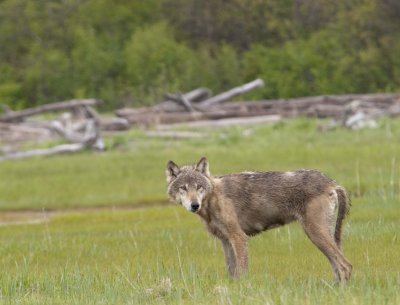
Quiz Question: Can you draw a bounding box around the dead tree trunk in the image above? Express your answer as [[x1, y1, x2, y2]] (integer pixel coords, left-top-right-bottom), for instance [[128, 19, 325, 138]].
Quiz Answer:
[[116, 88, 213, 117], [198, 79, 264, 107], [173, 87, 212, 103], [50, 105, 105, 150], [0, 99, 102, 123], [164, 92, 197, 112], [158, 114, 282, 129], [0, 143, 88, 161]]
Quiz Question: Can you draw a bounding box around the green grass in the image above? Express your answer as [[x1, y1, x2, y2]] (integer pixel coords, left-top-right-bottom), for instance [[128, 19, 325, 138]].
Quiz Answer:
[[0, 118, 399, 304], [0, 118, 399, 210], [0, 196, 398, 304]]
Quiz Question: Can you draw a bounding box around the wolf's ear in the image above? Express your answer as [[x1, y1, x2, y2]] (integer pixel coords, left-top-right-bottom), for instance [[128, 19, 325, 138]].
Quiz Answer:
[[196, 157, 210, 176], [166, 160, 180, 183]]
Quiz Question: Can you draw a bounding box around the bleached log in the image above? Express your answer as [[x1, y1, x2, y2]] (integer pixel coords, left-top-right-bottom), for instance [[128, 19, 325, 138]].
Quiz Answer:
[[51, 119, 97, 145], [115, 88, 212, 117], [144, 130, 206, 139], [121, 110, 263, 126], [199, 79, 264, 107], [0, 143, 86, 161], [165, 92, 196, 112], [0, 122, 53, 145], [0, 122, 51, 136], [387, 104, 400, 117], [158, 115, 282, 129], [100, 117, 130, 131], [0, 99, 102, 123], [166, 87, 212, 104]]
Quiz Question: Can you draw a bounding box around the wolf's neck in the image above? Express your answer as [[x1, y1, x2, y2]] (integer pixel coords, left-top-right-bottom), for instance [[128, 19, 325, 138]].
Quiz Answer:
[[197, 177, 220, 219]]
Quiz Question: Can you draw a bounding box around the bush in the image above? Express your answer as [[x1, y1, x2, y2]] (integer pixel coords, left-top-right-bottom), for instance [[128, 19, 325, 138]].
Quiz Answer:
[[124, 22, 198, 105]]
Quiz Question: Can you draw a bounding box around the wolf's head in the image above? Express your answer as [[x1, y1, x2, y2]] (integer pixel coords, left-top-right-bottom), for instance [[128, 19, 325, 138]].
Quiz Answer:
[[166, 157, 212, 213]]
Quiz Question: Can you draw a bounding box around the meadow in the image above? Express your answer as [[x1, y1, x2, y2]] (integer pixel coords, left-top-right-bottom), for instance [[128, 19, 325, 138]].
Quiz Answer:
[[0, 118, 399, 304]]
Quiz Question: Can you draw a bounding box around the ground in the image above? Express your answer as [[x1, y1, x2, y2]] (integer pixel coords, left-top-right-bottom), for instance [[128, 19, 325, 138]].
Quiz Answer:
[[0, 118, 399, 304]]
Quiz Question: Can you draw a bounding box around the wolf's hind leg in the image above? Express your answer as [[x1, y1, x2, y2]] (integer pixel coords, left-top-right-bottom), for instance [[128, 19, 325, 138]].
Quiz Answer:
[[301, 195, 352, 283]]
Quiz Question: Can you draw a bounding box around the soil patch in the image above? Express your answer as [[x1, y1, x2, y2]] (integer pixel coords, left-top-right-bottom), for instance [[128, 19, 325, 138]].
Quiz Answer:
[[0, 202, 170, 226]]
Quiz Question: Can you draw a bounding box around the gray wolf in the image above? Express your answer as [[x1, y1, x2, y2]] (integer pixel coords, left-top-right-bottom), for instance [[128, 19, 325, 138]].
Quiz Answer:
[[166, 157, 352, 283]]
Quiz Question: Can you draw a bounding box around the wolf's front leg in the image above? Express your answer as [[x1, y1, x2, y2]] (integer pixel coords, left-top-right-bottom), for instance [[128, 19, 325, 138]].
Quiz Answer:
[[221, 233, 249, 278], [231, 233, 249, 277], [221, 239, 236, 277]]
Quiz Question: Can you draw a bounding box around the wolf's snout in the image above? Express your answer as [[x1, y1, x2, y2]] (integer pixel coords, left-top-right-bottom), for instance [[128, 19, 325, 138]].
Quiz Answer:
[[191, 202, 200, 212]]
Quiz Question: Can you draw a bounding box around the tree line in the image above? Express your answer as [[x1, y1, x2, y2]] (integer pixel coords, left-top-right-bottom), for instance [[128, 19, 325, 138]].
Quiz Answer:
[[0, 0, 399, 110]]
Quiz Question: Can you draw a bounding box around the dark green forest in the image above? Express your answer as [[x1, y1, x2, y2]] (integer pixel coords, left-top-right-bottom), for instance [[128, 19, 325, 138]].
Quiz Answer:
[[1, 0, 399, 110]]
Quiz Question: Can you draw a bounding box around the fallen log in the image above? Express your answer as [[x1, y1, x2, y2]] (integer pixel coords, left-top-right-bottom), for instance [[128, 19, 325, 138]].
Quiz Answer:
[[99, 117, 130, 131], [51, 119, 97, 145], [50, 106, 105, 150], [0, 99, 102, 123], [144, 130, 206, 139], [0, 143, 87, 161], [115, 88, 212, 117], [198, 79, 264, 107], [165, 92, 197, 112], [121, 110, 263, 126], [387, 103, 400, 117], [166, 87, 212, 104], [0, 122, 53, 144], [158, 115, 282, 129]]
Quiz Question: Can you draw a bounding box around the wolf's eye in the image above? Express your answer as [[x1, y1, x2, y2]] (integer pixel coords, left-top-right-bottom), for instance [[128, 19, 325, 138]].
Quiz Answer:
[[179, 185, 187, 191], [196, 185, 203, 191]]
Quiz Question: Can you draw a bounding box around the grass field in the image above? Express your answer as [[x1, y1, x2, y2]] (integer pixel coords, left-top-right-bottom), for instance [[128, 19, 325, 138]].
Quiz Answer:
[[0, 118, 399, 210], [0, 118, 399, 304]]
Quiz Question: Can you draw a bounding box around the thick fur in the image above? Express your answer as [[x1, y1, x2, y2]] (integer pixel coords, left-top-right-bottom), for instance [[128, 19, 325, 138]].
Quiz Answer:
[[166, 157, 352, 283]]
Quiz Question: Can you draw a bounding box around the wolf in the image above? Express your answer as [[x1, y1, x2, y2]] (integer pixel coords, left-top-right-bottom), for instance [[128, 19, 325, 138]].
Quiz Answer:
[[166, 157, 352, 283]]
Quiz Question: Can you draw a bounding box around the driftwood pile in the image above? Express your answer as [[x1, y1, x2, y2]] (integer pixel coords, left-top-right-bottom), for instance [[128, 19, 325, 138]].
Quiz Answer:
[[115, 79, 400, 129], [116, 79, 266, 126], [0, 99, 129, 161]]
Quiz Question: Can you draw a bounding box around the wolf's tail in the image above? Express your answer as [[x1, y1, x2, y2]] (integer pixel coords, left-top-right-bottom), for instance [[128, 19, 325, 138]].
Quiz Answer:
[[334, 186, 351, 249]]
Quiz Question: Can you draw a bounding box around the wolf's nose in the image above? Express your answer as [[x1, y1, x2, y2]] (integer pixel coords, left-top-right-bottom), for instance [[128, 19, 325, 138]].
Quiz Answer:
[[191, 202, 200, 212]]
